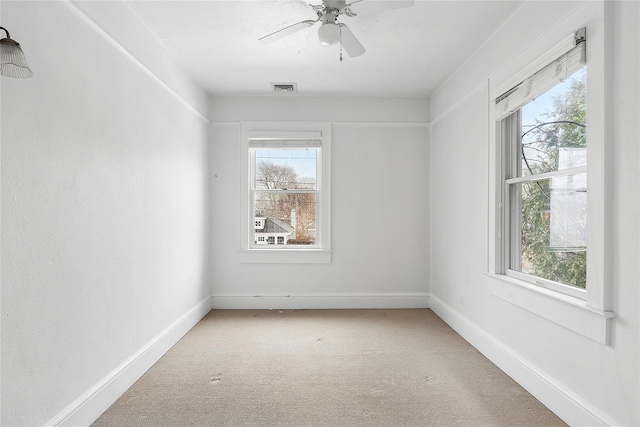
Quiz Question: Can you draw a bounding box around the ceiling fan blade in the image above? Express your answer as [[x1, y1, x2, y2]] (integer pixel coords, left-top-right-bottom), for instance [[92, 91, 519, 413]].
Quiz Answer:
[[338, 24, 365, 57], [259, 20, 318, 43], [345, 0, 415, 16]]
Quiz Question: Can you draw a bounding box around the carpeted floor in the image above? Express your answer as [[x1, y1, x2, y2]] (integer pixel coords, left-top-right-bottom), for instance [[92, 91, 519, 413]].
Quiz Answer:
[[93, 309, 566, 426]]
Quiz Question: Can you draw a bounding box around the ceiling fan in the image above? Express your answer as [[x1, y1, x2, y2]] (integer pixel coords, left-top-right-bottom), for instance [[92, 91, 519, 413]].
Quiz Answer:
[[259, 0, 415, 59]]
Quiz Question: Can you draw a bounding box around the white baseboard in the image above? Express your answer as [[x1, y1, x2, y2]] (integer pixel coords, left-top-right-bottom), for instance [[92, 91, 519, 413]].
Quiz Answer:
[[46, 297, 212, 427], [211, 293, 430, 309], [429, 295, 618, 427], [46, 293, 614, 426]]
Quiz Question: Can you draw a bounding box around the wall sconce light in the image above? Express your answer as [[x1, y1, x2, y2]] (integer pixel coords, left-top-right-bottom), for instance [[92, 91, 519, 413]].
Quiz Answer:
[[0, 26, 33, 78]]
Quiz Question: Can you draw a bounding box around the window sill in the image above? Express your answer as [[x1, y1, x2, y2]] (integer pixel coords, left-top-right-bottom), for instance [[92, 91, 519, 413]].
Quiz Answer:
[[485, 273, 614, 345], [238, 249, 332, 264]]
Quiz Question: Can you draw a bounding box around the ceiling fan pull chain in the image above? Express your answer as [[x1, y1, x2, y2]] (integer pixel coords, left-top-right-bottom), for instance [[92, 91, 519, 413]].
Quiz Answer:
[[339, 25, 343, 62]]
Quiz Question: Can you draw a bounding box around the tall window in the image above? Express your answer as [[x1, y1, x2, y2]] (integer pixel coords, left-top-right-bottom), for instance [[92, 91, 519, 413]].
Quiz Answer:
[[489, 22, 613, 344], [250, 137, 320, 248], [239, 124, 331, 264], [497, 30, 587, 299]]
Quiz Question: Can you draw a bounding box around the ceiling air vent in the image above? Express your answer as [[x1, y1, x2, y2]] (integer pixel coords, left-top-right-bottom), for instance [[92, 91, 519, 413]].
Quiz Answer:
[[271, 82, 297, 93]]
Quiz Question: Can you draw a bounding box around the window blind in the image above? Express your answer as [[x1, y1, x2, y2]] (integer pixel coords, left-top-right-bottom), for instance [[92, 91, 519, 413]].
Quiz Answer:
[[495, 31, 586, 119], [248, 131, 322, 148]]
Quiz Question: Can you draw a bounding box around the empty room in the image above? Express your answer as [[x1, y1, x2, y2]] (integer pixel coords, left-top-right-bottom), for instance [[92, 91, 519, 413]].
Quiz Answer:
[[1, 0, 638, 426]]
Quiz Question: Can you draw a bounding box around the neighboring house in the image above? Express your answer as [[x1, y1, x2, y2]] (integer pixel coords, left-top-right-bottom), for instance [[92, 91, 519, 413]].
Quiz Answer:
[[254, 216, 295, 245], [550, 148, 587, 251]]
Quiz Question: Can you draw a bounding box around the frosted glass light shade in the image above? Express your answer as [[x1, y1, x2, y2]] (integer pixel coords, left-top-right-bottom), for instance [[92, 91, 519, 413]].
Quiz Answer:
[[0, 28, 33, 79], [318, 22, 340, 46]]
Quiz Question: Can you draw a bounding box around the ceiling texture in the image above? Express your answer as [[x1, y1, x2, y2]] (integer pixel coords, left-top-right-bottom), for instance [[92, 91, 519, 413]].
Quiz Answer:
[[124, 0, 523, 97]]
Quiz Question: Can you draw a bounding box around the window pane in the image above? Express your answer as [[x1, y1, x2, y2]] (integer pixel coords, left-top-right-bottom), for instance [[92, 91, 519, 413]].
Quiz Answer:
[[254, 148, 317, 190], [511, 173, 587, 289], [254, 192, 316, 245], [521, 68, 586, 176]]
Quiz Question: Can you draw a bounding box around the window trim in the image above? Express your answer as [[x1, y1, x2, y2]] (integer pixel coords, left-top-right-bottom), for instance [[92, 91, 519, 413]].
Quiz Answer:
[[487, 20, 614, 344], [239, 122, 332, 264]]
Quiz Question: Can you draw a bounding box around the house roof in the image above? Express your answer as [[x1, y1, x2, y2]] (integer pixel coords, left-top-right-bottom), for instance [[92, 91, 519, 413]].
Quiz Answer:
[[256, 217, 294, 235]]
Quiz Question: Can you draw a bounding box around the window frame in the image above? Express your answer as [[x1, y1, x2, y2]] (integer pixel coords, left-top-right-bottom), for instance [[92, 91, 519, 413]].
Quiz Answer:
[[501, 108, 588, 300], [487, 21, 614, 344], [249, 140, 320, 248], [239, 122, 332, 264]]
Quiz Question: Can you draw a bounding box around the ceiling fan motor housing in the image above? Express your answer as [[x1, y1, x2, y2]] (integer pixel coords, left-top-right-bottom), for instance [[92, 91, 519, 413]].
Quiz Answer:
[[322, 0, 348, 10]]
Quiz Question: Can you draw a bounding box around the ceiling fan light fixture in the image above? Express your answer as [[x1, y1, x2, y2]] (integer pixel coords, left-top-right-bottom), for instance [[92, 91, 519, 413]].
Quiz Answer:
[[318, 22, 340, 46], [259, 0, 417, 58], [0, 27, 33, 79]]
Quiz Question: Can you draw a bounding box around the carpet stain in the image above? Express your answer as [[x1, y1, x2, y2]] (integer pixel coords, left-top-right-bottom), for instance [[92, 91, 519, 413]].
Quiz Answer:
[[423, 375, 434, 383]]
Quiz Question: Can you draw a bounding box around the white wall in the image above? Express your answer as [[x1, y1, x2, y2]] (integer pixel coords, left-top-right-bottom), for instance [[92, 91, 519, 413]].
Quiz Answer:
[[429, 1, 639, 425], [3, 0, 635, 425], [210, 96, 430, 309], [0, 2, 210, 425]]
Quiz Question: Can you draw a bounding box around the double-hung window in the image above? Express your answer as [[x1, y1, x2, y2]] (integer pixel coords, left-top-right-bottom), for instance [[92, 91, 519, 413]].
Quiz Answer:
[[498, 32, 587, 299], [239, 123, 331, 264], [250, 135, 320, 247], [488, 26, 614, 344]]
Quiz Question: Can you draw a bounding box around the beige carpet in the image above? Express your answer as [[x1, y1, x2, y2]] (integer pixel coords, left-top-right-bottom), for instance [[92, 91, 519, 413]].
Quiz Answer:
[[93, 309, 566, 426]]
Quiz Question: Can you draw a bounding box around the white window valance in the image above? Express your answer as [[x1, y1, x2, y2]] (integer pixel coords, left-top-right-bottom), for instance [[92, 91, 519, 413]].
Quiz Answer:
[[495, 31, 586, 120], [248, 131, 322, 148]]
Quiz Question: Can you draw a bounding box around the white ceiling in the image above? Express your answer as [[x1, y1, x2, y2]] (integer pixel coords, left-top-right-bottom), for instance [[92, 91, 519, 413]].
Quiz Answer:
[[125, 0, 523, 97]]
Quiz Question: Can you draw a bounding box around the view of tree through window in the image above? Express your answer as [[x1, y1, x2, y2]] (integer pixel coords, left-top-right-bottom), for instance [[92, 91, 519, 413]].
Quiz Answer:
[[253, 148, 318, 245], [516, 68, 587, 288]]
